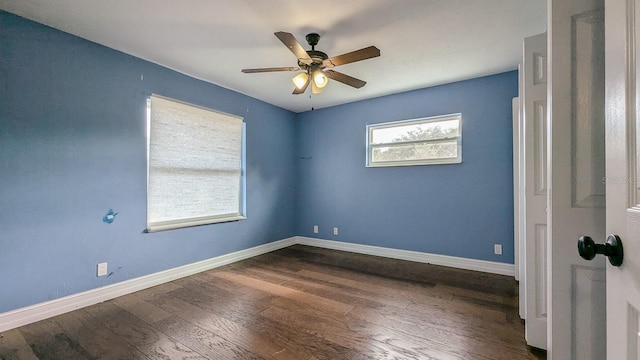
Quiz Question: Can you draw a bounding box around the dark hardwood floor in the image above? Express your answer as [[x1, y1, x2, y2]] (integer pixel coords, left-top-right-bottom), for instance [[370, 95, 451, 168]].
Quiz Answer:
[[0, 245, 546, 359]]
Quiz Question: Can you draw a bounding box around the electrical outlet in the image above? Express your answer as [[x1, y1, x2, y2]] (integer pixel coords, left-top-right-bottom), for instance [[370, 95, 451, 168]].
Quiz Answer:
[[333, 227, 338, 236], [313, 225, 318, 234], [494, 244, 503, 255], [97, 262, 108, 277]]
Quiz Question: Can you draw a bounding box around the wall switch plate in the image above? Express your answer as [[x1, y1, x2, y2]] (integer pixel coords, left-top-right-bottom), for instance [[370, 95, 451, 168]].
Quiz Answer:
[[333, 227, 338, 235], [313, 225, 318, 234], [97, 262, 108, 277], [494, 244, 502, 255]]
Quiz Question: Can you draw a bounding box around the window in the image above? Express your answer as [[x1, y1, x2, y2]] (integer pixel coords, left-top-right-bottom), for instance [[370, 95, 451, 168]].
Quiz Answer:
[[366, 113, 462, 167], [146, 95, 245, 232]]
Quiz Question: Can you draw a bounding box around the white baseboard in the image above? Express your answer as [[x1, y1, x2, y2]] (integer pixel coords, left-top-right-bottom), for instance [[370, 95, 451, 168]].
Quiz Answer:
[[0, 237, 296, 333], [0, 236, 514, 333], [295, 236, 515, 277]]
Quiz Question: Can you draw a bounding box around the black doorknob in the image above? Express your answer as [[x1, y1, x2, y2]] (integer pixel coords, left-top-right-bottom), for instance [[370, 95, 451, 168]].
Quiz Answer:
[[578, 234, 624, 267]]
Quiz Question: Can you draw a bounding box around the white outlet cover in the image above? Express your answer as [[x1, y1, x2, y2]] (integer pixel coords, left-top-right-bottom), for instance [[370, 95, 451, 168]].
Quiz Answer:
[[313, 225, 318, 234], [97, 262, 108, 277], [494, 244, 502, 255], [333, 227, 338, 235]]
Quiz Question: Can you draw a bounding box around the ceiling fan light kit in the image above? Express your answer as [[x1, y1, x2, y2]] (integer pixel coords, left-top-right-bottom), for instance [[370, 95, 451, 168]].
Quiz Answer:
[[242, 31, 380, 95], [292, 72, 309, 89], [313, 70, 328, 88]]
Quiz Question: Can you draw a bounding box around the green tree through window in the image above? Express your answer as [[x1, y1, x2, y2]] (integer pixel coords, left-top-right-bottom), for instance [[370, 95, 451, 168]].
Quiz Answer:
[[367, 114, 461, 167]]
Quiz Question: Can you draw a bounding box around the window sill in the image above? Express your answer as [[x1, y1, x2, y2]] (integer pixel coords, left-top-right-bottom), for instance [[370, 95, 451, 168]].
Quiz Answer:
[[146, 215, 246, 233]]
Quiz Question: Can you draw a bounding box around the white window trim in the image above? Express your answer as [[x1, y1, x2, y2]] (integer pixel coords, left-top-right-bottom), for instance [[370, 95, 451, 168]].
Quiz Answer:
[[366, 113, 462, 167], [146, 94, 246, 233]]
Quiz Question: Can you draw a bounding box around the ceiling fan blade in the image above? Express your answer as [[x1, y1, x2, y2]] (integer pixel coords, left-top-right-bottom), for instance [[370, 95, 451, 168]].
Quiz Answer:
[[324, 70, 367, 88], [293, 77, 310, 95], [274, 31, 312, 65], [323, 46, 380, 68], [241, 67, 299, 73]]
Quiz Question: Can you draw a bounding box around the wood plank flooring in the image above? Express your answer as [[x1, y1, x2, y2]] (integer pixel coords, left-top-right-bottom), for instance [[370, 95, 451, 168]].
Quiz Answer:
[[0, 245, 546, 359]]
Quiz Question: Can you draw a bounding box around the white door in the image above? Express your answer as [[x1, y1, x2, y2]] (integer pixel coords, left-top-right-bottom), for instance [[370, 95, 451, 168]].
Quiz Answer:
[[523, 32, 549, 350], [604, 0, 640, 357], [514, 95, 526, 321], [548, 0, 607, 358]]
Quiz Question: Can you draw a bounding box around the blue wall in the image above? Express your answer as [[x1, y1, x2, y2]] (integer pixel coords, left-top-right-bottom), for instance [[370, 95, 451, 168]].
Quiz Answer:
[[295, 72, 517, 263], [0, 10, 517, 314], [0, 11, 297, 313]]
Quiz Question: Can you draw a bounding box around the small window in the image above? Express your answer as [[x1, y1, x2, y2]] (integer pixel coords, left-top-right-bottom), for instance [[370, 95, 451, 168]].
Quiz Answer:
[[146, 95, 246, 232], [366, 114, 462, 167]]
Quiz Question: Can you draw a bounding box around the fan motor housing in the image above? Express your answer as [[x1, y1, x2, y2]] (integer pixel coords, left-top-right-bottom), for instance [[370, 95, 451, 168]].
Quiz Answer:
[[300, 50, 328, 67]]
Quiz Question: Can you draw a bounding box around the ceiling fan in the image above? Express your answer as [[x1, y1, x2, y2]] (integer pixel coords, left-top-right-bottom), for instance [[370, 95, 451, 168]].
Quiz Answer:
[[241, 32, 380, 95]]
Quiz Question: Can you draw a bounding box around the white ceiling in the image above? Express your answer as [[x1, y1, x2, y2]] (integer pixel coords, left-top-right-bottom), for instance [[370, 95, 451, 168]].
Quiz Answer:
[[0, 0, 546, 113]]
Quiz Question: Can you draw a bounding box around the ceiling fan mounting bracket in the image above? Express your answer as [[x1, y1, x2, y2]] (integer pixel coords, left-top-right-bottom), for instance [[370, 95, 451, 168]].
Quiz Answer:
[[305, 33, 320, 48]]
